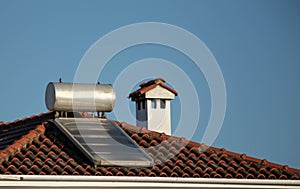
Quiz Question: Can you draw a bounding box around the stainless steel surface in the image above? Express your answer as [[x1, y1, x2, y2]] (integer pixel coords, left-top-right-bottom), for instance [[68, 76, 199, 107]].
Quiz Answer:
[[53, 118, 154, 167], [45, 82, 116, 112]]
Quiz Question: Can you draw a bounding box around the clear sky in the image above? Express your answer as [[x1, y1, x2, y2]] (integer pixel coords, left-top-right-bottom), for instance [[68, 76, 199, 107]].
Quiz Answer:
[[0, 0, 300, 169]]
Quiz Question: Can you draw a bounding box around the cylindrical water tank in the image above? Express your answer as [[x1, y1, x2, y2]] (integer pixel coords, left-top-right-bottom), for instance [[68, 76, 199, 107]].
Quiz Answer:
[[45, 82, 116, 112]]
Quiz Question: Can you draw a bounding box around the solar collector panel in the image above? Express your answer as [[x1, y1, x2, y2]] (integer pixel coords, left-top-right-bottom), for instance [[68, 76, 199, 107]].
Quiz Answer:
[[53, 118, 153, 167]]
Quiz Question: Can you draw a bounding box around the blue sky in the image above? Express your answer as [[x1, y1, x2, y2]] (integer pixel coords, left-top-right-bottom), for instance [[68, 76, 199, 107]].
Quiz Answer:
[[0, 0, 300, 169]]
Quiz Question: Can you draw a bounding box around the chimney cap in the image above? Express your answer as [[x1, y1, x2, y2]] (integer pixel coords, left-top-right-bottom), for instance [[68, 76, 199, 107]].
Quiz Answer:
[[129, 77, 178, 100]]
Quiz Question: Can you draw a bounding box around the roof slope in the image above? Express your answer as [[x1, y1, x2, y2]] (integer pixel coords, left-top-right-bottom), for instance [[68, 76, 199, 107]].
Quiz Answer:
[[0, 112, 299, 179]]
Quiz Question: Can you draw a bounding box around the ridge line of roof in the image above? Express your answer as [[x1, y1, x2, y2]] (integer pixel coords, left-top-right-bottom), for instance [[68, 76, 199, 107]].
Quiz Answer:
[[0, 111, 54, 126]]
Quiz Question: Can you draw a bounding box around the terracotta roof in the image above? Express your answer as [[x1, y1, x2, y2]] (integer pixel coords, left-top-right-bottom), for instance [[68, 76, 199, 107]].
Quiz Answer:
[[129, 78, 178, 100], [0, 112, 300, 179]]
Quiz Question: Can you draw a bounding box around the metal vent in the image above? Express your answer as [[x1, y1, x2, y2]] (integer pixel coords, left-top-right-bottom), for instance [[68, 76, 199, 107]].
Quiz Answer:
[[53, 118, 153, 167]]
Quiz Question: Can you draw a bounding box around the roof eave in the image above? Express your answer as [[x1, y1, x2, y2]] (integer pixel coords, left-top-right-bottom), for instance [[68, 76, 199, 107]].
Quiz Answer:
[[1, 175, 300, 189]]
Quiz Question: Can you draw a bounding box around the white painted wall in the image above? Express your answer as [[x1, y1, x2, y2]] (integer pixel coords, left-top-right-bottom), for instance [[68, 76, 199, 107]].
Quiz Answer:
[[135, 86, 174, 135], [145, 85, 175, 99], [146, 99, 171, 135]]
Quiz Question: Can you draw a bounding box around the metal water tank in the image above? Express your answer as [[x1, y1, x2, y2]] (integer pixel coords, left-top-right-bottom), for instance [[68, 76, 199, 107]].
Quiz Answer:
[[45, 82, 116, 112]]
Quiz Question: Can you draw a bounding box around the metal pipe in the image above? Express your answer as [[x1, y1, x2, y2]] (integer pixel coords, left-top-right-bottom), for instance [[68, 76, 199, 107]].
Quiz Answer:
[[45, 82, 116, 112]]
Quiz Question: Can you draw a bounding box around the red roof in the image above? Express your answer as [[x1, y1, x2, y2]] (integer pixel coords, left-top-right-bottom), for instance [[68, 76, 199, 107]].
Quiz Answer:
[[129, 78, 178, 100], [0, 111, 299, 179]]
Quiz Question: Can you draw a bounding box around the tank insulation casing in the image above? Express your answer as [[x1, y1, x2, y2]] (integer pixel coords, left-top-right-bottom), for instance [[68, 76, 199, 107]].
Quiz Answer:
[[45, 82, 116, 112]]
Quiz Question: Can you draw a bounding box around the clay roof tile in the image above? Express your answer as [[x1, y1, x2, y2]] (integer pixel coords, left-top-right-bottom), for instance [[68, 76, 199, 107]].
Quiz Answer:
[[0, 111, 299, 179]]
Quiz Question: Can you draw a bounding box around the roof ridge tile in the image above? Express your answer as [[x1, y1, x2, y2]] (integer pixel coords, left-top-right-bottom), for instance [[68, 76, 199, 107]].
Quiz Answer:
[[1, 111, 54, 126]]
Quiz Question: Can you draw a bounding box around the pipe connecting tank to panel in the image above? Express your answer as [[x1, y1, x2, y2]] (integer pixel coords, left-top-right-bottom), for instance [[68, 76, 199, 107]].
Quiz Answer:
[[45, 82, 116, 112]]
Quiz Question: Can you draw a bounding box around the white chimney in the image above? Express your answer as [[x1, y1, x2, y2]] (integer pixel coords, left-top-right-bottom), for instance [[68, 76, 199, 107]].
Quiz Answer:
[[129, 78, 177, 135]]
